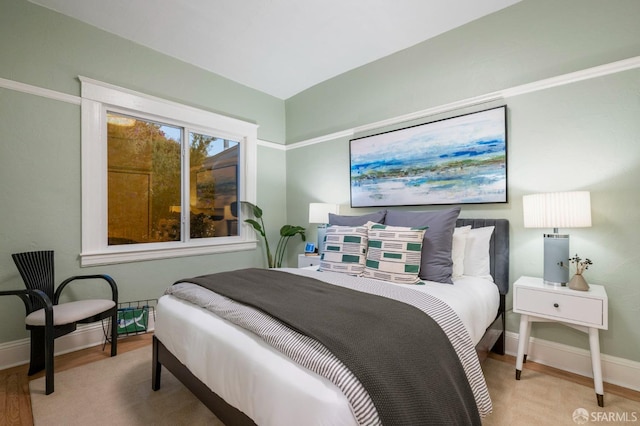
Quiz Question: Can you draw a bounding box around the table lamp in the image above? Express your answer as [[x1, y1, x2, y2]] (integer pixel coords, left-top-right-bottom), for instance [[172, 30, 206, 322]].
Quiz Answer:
[[308, 203, 339, 257], [523, 191, 592, 285]]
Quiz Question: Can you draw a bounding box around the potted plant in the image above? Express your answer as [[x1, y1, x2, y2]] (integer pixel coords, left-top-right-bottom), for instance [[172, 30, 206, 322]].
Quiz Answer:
[[567, 254, 593, 291], [241, 201, 306, 268]]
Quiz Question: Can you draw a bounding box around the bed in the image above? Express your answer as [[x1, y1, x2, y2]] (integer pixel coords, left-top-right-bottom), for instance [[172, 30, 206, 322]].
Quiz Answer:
[[152, 217, 509, 425]]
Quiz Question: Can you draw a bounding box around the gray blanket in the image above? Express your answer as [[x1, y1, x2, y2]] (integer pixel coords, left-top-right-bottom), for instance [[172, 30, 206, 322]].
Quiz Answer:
[[176, 268, 480, 426]]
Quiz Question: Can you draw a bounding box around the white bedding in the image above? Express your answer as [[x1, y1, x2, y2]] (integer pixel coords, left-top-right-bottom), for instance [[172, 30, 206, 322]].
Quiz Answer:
[[154, 269, 499, 426]]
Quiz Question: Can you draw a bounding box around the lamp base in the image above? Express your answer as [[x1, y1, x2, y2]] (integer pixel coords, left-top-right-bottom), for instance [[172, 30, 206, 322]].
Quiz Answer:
[[543, 233, 569, 285]]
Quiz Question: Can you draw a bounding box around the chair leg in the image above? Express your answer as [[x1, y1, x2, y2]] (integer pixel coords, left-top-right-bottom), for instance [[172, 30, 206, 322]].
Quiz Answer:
[[28, 328, 46, 376], [29, 327, 55, 394], [44, 322, 54, 395], [110, 311, 118, 357]]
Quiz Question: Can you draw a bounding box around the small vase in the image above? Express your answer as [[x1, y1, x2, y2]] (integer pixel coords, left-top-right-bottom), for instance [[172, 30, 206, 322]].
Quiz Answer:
[[568, 273, 589, 291]]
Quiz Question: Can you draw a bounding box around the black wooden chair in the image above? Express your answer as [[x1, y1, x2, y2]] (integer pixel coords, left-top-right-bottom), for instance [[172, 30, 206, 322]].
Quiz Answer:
[[0, 251, 118, 394]]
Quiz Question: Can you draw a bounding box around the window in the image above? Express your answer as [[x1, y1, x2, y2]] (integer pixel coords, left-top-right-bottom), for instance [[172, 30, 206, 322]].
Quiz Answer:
[[80, 77, 257, 266]]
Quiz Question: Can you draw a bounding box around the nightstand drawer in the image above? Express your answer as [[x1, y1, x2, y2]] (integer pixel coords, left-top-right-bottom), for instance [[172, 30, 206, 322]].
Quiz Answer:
[[515, 287, 604, 327], [298, 254, 321, 268]]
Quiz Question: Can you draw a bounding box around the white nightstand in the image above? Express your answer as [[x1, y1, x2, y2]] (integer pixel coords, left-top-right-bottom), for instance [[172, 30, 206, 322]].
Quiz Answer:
[[297, 254, 321, 268], [513, 276, 608, 407]]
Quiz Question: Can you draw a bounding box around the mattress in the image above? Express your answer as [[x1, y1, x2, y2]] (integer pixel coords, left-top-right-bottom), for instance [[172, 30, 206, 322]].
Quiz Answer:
[[154, 268, 499, 426]]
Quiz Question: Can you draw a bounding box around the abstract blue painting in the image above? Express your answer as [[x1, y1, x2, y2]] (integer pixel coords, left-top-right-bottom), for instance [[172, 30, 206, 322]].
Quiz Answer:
[[350, 106, 507, 207]]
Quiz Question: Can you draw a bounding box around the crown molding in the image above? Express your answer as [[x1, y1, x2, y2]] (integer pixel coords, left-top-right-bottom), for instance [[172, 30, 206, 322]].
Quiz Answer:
[[2, 56, 639, 151], [0, 77, 80, 104], [286, 55, 640, 150]]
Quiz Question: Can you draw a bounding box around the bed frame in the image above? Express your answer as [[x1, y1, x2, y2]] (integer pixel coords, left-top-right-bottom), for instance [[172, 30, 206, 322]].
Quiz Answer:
[[152, 218, 509, 425], [457, 219, 510, 360]]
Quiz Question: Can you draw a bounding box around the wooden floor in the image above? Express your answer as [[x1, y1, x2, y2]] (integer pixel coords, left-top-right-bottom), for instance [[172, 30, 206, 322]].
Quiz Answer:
[[486, 352, 640, 404], [1, 335, 638, 425]]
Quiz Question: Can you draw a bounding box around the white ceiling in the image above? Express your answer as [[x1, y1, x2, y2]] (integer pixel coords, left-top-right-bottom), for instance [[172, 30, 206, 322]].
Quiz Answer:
[[29, 0, 520, 99]]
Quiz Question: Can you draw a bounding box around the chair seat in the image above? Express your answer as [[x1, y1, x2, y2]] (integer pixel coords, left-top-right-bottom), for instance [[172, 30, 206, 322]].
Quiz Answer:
[[25, 299, 116, 326]]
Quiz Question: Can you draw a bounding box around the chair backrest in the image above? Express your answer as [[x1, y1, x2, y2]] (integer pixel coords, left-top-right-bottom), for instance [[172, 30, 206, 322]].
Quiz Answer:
[[12, 250, 56, 312]]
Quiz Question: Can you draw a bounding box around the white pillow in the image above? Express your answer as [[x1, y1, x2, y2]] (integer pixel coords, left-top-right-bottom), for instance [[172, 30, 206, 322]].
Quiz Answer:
[[463, 226, 495, 281], [451, 225, 471, 279]]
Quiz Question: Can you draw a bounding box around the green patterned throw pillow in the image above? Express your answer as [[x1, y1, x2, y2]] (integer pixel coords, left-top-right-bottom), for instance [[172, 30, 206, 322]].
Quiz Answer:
[[318, 225, 369, 275], [363, 221, 428, 284]]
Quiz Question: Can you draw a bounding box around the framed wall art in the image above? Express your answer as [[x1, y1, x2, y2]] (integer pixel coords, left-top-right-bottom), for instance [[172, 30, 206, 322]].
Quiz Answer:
[[349, 106, 507, 207]]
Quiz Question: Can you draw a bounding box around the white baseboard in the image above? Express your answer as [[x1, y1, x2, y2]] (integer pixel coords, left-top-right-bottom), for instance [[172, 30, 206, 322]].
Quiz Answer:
[[0, 317, 155, 371], [504, 331, 640, 392]]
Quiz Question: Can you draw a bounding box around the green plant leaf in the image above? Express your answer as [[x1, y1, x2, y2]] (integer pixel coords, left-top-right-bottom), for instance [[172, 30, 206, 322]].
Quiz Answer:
[[245, 219, 265, 237], [240, 201, 262, 219], [243, 201, 306, 268], [280, 224, 306, 238]]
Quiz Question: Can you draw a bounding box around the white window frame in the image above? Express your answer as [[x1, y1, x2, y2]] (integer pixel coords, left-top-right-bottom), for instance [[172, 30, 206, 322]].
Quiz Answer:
[[79, 77, 258, 266]]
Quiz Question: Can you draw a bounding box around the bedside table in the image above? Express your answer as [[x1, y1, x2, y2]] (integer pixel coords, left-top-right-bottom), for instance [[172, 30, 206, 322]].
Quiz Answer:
[[513, 276, 608, 407], [297, 254, 321, 268]]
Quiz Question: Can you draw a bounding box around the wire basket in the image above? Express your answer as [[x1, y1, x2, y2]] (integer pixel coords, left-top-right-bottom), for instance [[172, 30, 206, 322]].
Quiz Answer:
[[117, 300, 154, 336], [102, 299, 157, 349]]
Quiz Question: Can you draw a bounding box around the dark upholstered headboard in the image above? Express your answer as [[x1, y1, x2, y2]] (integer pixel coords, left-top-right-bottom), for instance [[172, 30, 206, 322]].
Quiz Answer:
[[456, 219, 509, 295]]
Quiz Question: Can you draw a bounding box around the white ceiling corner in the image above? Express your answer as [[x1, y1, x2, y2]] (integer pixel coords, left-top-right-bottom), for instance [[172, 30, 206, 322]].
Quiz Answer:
[[28, 0, 521, 99]]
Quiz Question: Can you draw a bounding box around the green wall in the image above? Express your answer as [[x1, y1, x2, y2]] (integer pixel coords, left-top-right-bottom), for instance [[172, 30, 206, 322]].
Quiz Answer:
[[286, 0, 640, 143], [0, 0, 286, 343], [2, 0, 640, 368], [285, 0, 640, 362]]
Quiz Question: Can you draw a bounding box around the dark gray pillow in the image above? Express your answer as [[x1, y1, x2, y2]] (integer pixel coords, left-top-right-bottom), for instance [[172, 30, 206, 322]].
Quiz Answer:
[[328, 210, 386, 226], [384, 207, 461, 284]]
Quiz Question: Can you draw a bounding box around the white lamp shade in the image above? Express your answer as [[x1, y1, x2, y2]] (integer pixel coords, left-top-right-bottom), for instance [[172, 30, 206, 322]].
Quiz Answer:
[[523, 191, 592, 229], [308, 203, 340, 224]]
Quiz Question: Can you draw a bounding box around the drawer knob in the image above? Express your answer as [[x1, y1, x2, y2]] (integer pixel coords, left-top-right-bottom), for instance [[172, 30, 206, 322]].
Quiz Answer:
[[553, 303, 559, 308]]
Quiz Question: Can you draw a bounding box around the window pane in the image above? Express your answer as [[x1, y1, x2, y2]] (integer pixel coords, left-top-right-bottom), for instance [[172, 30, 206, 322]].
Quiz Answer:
[[107, 112, 182, 245], [189, 132, 239, 238]]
